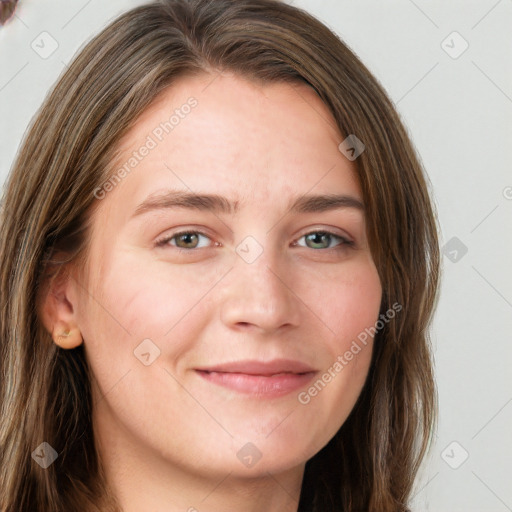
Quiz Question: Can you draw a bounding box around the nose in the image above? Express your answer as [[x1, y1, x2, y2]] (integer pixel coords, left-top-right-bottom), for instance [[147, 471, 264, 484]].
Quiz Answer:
[[219, 250, 302, 336]]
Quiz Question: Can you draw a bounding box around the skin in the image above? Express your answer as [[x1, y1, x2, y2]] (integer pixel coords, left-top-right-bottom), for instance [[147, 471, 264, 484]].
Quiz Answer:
[[41, 72, 382, 512]]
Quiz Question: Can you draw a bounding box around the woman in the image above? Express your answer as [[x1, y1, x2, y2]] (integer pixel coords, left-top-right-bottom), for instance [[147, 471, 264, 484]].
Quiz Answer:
[[0, 0, 441, 510]]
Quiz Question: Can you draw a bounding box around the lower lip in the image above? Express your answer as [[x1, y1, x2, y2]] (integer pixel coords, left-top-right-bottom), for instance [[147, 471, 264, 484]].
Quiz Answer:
[[196, 370, 317, 397]]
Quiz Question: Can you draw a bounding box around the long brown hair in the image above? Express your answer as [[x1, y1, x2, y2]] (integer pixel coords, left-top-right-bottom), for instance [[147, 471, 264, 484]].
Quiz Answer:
[[0, 0, 441, 510]]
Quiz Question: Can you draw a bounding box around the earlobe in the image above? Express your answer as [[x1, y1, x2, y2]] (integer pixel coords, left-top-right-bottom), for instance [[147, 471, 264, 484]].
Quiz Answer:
[[51, 324, 83, 349], [37, 267, 84, 349]]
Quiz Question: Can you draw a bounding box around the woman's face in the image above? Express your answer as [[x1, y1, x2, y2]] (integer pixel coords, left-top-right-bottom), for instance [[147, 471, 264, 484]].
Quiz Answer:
[[69, 72, 382, 480]]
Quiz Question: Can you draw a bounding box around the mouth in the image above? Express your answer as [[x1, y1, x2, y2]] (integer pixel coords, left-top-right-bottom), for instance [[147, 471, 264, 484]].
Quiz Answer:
[[194, 359, 318, 397]]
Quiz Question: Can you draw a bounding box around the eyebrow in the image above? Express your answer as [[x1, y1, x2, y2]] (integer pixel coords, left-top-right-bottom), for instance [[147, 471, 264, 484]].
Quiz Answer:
[[131, 190, 364, 218]]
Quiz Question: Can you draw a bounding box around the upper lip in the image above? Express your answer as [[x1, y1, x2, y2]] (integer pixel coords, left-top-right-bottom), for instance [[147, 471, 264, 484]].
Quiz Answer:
[[195, 358, 316, 376]]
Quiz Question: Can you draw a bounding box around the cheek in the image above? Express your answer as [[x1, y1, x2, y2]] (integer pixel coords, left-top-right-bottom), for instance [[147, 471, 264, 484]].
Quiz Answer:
[[73, 257, 163, 393], [298, 254, 382, 353], [294, 257, 382, 428], [76, 249, 219, 385]]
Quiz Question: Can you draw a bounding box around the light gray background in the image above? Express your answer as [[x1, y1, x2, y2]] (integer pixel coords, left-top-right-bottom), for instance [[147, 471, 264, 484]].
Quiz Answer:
[[1, 1, 511, 511]]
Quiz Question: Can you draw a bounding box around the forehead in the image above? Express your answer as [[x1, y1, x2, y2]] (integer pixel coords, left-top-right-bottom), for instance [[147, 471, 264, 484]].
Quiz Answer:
[[124, 71, 343, 144], [99, 72, 362, 220]]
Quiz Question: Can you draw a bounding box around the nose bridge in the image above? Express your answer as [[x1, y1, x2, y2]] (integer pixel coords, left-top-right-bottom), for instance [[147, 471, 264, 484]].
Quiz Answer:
[[219, 235, 301, 333]]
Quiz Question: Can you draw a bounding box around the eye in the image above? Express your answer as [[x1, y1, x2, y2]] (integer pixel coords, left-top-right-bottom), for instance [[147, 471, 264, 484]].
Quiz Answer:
[[154, 229, 354, 252], [294, 230, 354, 251], [155, 230, 213, 250]]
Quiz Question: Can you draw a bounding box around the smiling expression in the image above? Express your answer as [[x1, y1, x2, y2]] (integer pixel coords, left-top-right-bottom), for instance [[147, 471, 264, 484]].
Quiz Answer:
[[69, 71, 382, 479]]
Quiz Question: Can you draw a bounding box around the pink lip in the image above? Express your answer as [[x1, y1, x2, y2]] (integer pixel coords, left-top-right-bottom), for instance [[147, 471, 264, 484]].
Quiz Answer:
[[195, 359, 317, 397]]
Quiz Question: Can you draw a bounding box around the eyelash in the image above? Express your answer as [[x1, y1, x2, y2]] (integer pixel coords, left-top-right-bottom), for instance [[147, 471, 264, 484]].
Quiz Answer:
[[154, 229, 355, 252]]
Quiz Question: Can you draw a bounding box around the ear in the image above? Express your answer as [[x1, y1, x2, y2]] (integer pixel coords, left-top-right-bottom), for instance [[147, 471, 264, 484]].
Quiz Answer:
[[37, 261, 83, 349]]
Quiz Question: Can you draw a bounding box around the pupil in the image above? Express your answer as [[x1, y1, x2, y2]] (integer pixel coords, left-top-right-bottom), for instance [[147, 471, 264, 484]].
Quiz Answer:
[[308, 232, 327, 248], [180, 233, 197, 247]]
